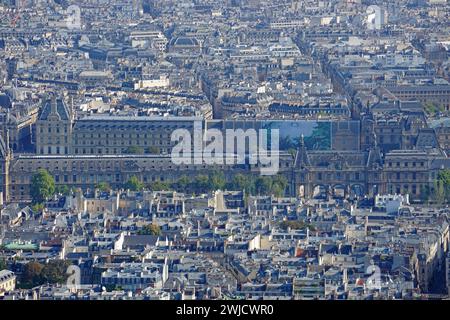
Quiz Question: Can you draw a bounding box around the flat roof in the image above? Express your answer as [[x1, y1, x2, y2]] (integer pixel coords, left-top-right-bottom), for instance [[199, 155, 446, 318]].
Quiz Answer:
[[78, 115, 203, 122]]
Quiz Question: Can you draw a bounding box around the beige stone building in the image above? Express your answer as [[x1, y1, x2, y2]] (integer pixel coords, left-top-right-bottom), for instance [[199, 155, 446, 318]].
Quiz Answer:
[[36, 97, 73, 155], [0, 97, 448, 203], [0, 270, 16, 294]]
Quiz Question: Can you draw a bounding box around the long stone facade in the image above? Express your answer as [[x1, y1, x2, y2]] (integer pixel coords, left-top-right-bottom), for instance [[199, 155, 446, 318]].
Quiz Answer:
[[1, 140, 446, 203], [0, 98, 449, 202]]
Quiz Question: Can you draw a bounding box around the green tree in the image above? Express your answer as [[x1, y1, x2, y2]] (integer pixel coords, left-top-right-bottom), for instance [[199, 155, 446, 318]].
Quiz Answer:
[[124, 176, 144, 191], [124, 146, 144, 154], [424, 103, 445, 116], [31, 203, 45, 213], [56, 185, 71, 196], [0, 258, 7, 270], [96, 182, 112, 192], [146, 146, 160, 154], [208, 171, 226, 191], [230, 174, 254, 193], [255, 176, 273, 195], [279, 220, 316, 232], [272, 175, 288, 197], [271, 183, 284, 197], [40, 260, 71, 284], [138, 223, 161, 236], [21, 261, 44, 288], [420, 185, 431, 203], [252, 175, 288, 197], [434, 179, 446, 205], [20, 260, 70, 288], [437, 169, 450, 202], [150, 181, 171, 191], [30, 169, 55, 204], [172, 175, 190, 192], [193, 174, 210, 194]]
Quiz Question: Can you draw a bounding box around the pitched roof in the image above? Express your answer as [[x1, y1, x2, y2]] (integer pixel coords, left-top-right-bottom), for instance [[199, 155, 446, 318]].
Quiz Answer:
[[416, 128, 439, 149], [39, 98, 70, 121], [123, 235, 159, 248], [0, 134, 8, 159]]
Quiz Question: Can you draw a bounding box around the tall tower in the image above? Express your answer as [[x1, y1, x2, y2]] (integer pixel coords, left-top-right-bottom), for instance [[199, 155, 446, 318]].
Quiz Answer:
[[0, 132, 12, 204]]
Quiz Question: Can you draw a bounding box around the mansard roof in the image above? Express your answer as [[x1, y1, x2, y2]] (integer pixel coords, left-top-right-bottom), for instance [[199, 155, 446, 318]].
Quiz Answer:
[[430, 158, 450, 170], [367, 147, 383, 168], [307, 151, 368, 168], [0, 134, 8, 158], [39, 98, 70, 121], [416, 128, 439, 149]]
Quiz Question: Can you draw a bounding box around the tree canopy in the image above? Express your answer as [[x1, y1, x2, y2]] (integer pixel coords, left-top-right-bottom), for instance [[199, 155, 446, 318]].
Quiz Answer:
[[124, 146, 144, 154], [124, 176, 144, 191], [30, 169, 55, 204], [96, 182, 112, 192], [146, 146, 160, 154], [208, 171, 226, 191], [436, 169, 450, 204], [55, 185, 71, 196], [254, 175, 287, 197], [0, 258, 7, 270], [422, 169, 450, 204], [172, 175, 190, 191], [149, 181, 171, 191], [178, 173, 289, 197], [138, 223, 161, 236], [20, 260, 71, 289], [279, 220, 316, 232], [192, 174, 210, 194]]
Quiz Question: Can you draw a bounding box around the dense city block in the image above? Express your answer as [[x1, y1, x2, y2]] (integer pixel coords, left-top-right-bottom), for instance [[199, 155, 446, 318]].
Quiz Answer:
[[0, 0, 450, 301]]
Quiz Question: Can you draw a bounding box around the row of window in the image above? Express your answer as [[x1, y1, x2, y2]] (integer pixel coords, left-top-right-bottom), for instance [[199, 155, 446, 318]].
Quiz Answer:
[[74, 147, 167, 154], [73, 140, 166, 147], [39, 126, 68, 134], [39, 137, 68, 143], [74, 133, 170, 139], [317, 172, 362, 181], [11, 174, 169, 185], [39, 146, 69, 155], [387, 161, 425, 168], [102, 277, 154, 285], [387, 184, 423, 195], [395, 90, 450, 95], [389, 172, 423, 180]]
